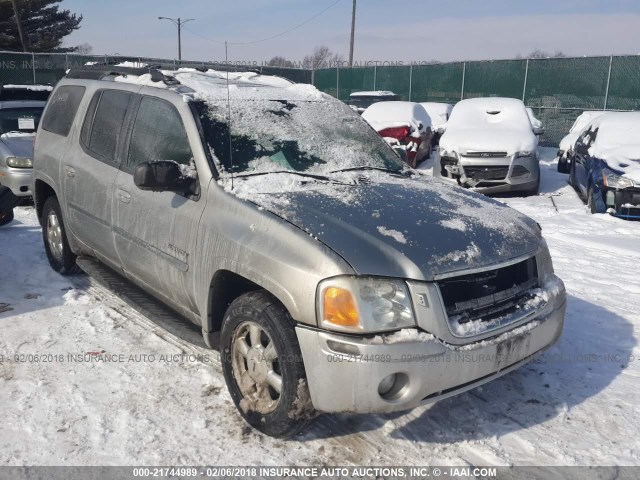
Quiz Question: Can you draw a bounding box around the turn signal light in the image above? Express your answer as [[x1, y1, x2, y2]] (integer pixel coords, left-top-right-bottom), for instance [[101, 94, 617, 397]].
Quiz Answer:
[[323, 287, 360, 328]]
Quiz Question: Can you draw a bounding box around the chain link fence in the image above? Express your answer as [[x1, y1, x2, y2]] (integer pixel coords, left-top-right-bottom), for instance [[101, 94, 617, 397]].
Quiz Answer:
[[2, 51, 639, 147], [313, 55, 640, 147]]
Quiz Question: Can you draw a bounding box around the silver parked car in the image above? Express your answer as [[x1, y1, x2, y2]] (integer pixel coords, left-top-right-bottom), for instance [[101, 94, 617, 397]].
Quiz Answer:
[[33, 67, 566, 438], [435, 98, 541, 195], [0, 85, 51, 198]]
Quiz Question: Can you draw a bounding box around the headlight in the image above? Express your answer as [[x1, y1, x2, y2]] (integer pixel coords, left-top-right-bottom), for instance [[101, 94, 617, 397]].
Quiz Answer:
[[603, 171, 634, 189], [318, 276, 415, 333], [6, 157, 33, 168], [515, 151, 534, 158], [536, 239, 554, 281]]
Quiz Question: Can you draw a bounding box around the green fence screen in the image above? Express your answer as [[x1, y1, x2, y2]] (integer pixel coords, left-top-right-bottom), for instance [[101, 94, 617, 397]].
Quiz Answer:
[[3, 51, 640, 146]]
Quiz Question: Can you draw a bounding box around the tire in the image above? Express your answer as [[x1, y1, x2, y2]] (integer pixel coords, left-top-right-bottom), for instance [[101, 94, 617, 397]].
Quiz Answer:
[[0, 209, 14, 227], [557, 157, 570, 174], [221, 291, 315, 438], [42, 196, 80, 275], [587, 184, 604, 214]]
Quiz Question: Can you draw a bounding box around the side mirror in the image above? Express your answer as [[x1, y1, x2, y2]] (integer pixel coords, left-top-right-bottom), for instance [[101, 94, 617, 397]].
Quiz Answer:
[[134, 161, 195, 194], [575, 143, 590, 156]]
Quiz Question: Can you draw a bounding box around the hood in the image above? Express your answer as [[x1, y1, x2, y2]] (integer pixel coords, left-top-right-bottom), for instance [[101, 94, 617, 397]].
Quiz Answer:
[[592, 144, 640, 183], [0, 133, 36, 158], [440, 128, 536, 155], [227, 172, 542, 281]]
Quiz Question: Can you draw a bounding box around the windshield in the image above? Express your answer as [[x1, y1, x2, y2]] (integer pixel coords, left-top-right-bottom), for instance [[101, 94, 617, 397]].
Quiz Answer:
[[0, 107, 43, 134], [194, 99, 406, 176]]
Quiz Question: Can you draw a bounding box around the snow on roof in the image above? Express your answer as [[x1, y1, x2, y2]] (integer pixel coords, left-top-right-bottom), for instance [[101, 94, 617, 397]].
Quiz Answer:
[[447, 97, 531, 132], [350, 91, 397, 97], [361, 101, 432, 132], [559, 110, 608, 152], [112, 68, 324, 102], [3, 84, 53, 91], [588, 112, 640, 181]]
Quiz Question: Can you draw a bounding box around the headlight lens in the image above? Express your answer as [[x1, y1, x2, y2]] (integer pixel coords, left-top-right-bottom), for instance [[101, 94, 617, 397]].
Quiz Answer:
[[603, 171, 634, 189], [318, 276, 415, 333], [6, 157, 33, 168]]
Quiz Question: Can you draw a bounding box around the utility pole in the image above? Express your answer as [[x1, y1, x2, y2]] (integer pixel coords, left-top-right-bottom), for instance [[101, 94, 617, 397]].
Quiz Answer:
[[10, 0, 28, 52], [158, 16, 194, 61], [348, 0, 356, 67]]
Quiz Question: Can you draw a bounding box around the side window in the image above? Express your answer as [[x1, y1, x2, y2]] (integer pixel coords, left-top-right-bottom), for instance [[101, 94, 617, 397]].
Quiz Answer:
[[83, 90, 132, 163], [41, 85, 86, 137], [125, 96, 193, 171]]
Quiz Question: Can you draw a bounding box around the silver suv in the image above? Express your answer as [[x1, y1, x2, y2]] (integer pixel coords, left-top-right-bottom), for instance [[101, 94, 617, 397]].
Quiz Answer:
[[33, 67, 566, 438]]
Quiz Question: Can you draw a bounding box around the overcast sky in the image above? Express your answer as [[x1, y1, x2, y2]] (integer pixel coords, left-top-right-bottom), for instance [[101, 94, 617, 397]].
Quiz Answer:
[[62, 0, 640, 63]]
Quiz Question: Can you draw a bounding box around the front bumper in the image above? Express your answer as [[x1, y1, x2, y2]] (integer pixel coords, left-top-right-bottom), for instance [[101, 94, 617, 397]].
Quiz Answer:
[[434, 152, 540, 194], [297, 287, 565, 414], [603, 186, 640, 220], [0, 166, 33, 197]]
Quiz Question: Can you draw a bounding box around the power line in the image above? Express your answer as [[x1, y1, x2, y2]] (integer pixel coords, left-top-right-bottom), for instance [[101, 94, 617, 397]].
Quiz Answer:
[[182, 0, 342, 46]]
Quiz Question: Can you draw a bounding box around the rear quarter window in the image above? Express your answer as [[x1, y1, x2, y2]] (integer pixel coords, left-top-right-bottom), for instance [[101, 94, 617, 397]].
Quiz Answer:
[[41, 85, 86, 137]]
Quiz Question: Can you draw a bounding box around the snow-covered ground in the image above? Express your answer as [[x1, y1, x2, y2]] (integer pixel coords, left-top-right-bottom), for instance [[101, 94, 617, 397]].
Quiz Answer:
[[1, 148, 639, 466]]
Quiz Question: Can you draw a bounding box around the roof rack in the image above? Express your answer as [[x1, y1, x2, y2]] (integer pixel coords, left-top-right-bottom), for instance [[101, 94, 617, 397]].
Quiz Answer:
[[65, 63, 264, 85]]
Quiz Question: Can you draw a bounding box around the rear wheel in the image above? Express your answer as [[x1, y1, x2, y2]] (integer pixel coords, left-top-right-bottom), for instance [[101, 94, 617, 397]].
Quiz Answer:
[[221, 291, 315, 438], [42, 196, 79, 275]]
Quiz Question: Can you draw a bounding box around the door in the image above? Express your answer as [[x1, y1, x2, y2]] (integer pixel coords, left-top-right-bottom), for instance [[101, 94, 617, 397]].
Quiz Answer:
[[112, 95, 206, 314], [64, 89, 134, 264]]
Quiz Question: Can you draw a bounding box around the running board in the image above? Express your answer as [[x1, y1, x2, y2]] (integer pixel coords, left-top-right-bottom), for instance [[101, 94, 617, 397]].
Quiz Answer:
[[73, 257, 219, 367]]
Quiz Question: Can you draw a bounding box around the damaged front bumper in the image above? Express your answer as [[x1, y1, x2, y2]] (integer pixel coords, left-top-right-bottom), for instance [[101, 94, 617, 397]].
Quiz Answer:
[[603, 187, 640, 220], [297, 278, 565, 414], [434, 152, 540, 194]]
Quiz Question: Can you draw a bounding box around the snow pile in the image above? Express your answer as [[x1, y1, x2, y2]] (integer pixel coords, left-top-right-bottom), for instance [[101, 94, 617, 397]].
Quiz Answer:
[[435, 242, 481, 265], [439, 218, 467, 232], [420, 102, 453, 130], [350, 91, 397, 97], [115, 61, 148, 68], [376, 226, 407, 244]]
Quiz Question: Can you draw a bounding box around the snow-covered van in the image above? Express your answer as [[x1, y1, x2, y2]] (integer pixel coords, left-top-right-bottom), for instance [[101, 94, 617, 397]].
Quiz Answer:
[[434, 97, 541, 195], [33, 66, 565, 437]]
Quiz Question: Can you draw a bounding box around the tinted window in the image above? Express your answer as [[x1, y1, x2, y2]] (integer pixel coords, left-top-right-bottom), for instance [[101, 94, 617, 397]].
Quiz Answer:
[[86, 90, 132, 162], [126, 96, 193, 170], [41, 85, 85, 137], [0, 107, 44, 134]]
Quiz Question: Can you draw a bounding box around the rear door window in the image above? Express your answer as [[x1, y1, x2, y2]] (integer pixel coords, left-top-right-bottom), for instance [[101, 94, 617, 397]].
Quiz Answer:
[[41, 85, 86, 137], [82, 90, 132, 164], [125, 96, 193, 172]]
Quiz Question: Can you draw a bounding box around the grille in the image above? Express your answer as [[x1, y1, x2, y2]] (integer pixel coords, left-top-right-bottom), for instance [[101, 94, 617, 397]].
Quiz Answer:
[[463, 166, 509, 180], [438, 257, 539, 334], [464, 151, 508, 158]]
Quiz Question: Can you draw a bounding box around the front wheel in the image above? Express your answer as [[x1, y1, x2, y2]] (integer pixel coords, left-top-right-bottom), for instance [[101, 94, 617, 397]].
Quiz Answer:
[[42, 196, 79, 275], [0, 209, 14, 227], [587, 184, 605, 214], [221, 291, 315, 437]]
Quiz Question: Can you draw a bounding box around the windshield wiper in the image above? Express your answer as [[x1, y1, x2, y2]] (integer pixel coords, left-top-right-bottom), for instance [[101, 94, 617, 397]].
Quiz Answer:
[[329, 166, 411, 176], [232, 170, 352, 185]]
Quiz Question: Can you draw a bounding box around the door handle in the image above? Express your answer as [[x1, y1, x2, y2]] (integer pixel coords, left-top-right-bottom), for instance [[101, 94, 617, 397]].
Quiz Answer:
[[117, 189, 131, 204], [64, 166, 75, 178]]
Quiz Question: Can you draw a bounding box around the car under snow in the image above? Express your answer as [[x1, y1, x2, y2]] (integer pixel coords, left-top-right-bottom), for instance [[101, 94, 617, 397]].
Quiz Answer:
[[557, 110, 607, 173], [434, 97, 540, 195], [361, 101, 433, 168]]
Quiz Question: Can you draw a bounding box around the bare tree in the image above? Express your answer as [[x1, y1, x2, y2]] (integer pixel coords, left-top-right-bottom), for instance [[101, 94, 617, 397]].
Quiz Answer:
[[302, 46, 345, 69], [528, 49, 566, 59], [75, 42, 93, 54], [267, 55, 292, 68]]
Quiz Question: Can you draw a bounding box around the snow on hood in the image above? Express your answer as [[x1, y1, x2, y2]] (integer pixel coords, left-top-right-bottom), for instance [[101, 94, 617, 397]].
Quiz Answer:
[[0, 133, 35, 158], [440, 128, 537, 155], [591, 145, 640, 182], [221, 171, 542, 280], [362, 101, 432, 134], [589, 112, 640, 182], [440, 98, 536, 155]]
